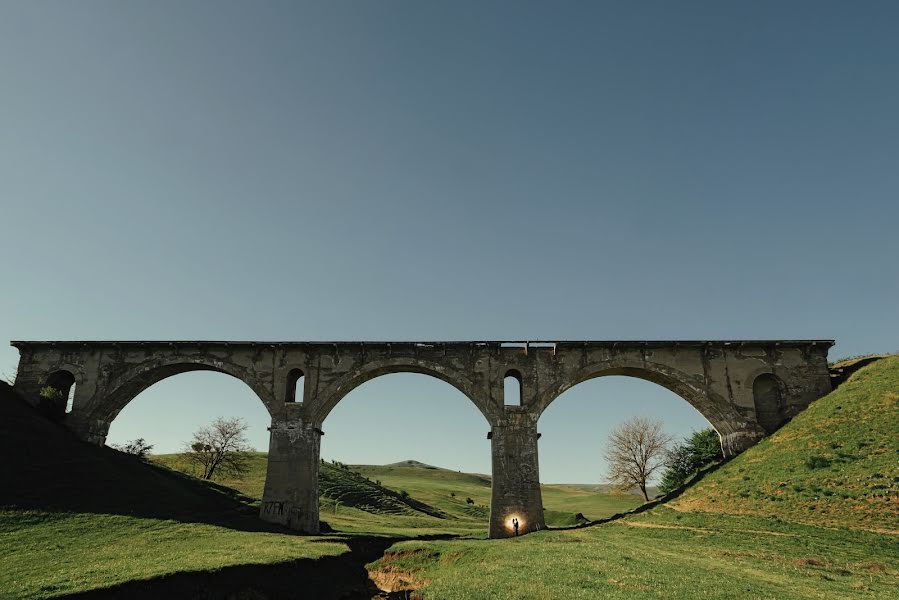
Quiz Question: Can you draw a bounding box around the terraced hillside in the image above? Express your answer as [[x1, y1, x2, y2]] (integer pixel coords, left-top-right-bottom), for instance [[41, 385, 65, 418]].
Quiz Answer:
[[154, 454, 447, 519], [156, 454, 640, 529]]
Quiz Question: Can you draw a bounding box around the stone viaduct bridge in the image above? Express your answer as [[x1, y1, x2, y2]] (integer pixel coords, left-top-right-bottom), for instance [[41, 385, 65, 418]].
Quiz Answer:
[[11, 339, 833, 538]]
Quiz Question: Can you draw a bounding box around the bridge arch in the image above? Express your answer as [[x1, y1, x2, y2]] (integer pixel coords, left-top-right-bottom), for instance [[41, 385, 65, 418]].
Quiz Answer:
[[535, 361, 754, 443], [87, 358, 275, 426], [309, 357, 491, 425]]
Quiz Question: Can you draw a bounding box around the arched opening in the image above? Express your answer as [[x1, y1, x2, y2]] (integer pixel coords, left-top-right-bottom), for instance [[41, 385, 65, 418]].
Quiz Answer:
[[320, 372, 491, 532], [504, 370, 522, 406], [286, 368, 305, 403], [537, 375, 714, 524], [43, 370, 76, 420], [105, 371, 271, 482], [753, 373, 785, 434]]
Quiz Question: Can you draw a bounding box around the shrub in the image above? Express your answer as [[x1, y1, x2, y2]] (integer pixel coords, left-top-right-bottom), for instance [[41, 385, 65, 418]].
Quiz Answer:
[[659, 428, 723, 494], [112, 437, 154, 459]]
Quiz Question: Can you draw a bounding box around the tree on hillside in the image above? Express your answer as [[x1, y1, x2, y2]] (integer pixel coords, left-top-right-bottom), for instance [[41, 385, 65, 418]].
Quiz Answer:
[[658, 428, 723, 494], [182, 417, 251, 480], [604, 416, 672, 501]]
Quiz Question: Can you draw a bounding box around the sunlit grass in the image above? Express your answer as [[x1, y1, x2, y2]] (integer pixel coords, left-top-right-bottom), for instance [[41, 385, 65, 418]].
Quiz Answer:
[[370, 509, 899, 599], [0, 510, 346, 600]]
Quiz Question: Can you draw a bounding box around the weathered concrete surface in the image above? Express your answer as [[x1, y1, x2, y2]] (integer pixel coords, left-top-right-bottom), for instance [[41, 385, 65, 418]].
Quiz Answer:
[[10, 339, 833, 537], [489, 412, 545, 537], [261, 417, 321, 533]]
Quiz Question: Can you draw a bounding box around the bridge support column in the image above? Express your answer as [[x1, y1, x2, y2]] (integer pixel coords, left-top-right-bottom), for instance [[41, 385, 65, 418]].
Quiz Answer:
[[489, 416, 545, 538], [260, 418, 321, 533]]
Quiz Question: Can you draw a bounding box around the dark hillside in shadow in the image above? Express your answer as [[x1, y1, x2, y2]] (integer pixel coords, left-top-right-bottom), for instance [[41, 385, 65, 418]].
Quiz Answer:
[[0, 383, 279, 532]]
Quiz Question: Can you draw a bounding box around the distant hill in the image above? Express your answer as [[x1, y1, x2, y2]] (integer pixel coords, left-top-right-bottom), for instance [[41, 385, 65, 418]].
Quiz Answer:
[[351, 462, 642, 525], [386, 460, 440, 469], [150, 453, 642, 527], [673, 355, 899, 531], [547, 483, 659, 497]]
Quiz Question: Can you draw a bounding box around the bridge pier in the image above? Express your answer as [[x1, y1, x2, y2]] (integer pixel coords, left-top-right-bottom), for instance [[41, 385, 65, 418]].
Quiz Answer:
[[260, 418, 321, 533], [489, 415, 545, 538]]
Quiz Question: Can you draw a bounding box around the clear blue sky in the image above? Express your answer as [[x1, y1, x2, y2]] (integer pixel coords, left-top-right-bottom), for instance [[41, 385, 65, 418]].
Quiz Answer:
[[1, 1, 896, 483]]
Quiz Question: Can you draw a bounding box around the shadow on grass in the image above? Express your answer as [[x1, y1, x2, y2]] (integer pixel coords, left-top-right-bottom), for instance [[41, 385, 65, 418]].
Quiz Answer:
[[0, 383, 282, 533], [59, 536, 395, 599], [59, 533, 460, 599]]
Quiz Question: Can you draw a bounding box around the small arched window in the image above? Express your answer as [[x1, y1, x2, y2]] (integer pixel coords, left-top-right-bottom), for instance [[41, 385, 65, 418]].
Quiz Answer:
[[503, 370, 523, 406], [753, 373, 785, 434], [286, 368, 305, 403], [44, 370, 76, 419]]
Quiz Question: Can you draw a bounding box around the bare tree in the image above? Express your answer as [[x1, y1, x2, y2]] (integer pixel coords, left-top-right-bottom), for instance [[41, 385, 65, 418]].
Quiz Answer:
[[182, 417, 252, 480], [604, 416, 672, 501]]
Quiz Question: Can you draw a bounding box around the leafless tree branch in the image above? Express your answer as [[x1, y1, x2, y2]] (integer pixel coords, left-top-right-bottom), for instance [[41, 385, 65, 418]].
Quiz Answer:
[[603, 416, 672, 501], [182, 417, 252, 480]]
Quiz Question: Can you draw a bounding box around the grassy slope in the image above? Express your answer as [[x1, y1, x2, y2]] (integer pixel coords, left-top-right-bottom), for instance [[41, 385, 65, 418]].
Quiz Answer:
[[672, 355, 899, 531], [372, 510, 898, 599], [0, 385, 344, 600], [0, 510, 343, 600], [153, 454, 641, 530], [368, 358, 899, 598], [541, 484, 641, 524]]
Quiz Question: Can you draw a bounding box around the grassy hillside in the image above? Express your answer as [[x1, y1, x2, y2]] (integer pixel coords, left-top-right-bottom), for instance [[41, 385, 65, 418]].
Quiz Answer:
[[541, 484, 642, 524], [153, 453, 641, 529], [672, 356, 899, 531], [0, 384, 346, 599], [370, 510, 898, 599], [153, 454, 447, 518]]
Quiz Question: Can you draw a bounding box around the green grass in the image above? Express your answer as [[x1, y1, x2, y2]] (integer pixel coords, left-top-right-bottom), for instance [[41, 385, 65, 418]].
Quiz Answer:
[[541, 484, 641, 523], [152, 454, 640, 531], [673, 356, 899, 531], [370, 508, 899, 599], [0, 510, 345, 600], [0, 384, 346, 599]]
